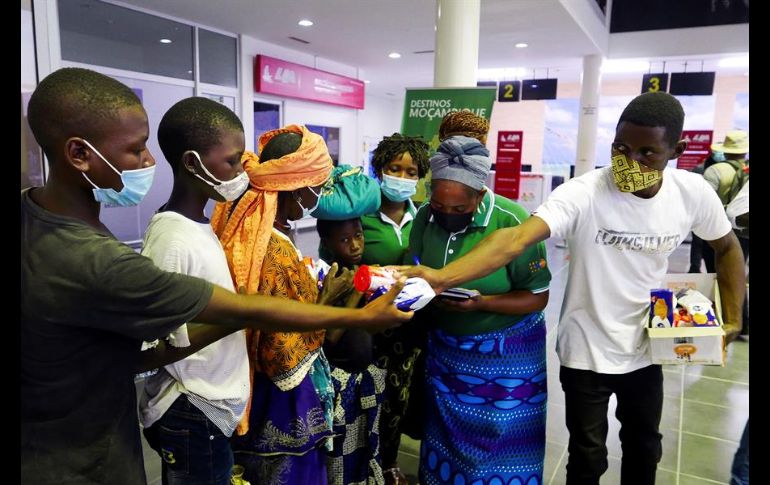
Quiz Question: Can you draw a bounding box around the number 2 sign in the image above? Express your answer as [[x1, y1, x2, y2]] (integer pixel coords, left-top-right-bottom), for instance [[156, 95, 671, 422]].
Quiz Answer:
[[497, 80, 521, 102]]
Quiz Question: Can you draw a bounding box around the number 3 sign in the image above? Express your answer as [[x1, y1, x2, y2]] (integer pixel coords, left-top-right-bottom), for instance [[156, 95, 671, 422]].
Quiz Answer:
[[641, 73, 670, 94]]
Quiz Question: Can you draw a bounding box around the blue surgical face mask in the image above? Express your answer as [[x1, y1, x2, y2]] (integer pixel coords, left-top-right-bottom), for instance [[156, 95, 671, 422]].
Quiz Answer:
[[80, 139, 155, 208], [295, 185, 323, 219], [712, 151, 726, 162], [381, 173, 418, 202]]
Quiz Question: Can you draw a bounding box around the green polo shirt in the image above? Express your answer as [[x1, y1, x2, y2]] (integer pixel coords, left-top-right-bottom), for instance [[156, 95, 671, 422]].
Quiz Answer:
[[360, 199, 418, 266], [407, 190, 551, 335]]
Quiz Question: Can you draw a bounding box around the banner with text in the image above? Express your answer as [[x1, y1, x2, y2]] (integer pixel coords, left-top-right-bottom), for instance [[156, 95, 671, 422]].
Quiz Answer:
[[401, 87, 496, 152], [255, 55, 365, 109], [494, 131, 523, 200], [677, 130, 713, 171], [402, 88, 496, 202]]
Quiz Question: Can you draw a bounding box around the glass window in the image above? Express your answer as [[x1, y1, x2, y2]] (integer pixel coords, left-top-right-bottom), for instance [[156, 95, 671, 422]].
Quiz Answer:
[[59, 0, 193, 80], [199, 29, 238, 87], [253, 101, 281, 146], [202, 93, 236, 112]]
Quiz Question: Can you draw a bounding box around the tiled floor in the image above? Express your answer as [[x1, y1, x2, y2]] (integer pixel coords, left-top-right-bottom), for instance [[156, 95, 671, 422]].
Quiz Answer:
[[396, 239, 749, 485], [141, 239, 749, 485]]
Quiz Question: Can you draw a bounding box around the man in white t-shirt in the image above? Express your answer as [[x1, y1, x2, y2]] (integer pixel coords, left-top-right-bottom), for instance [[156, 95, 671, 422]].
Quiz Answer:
[[139, 97, 252, 485], [402, 92, 746, 485]]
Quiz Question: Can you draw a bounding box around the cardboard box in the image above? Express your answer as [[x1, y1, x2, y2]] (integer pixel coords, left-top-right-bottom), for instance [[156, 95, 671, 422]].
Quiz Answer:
[[647, 273, 725, 366]]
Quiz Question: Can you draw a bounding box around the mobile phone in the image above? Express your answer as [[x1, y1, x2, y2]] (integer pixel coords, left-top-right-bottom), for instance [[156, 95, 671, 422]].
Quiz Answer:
[[439, 288, 480, 300]]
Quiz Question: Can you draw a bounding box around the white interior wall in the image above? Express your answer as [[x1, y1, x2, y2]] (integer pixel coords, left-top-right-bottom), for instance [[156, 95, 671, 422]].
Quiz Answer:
[[22, 8, 37, 91], [609, 24, 749, 58]]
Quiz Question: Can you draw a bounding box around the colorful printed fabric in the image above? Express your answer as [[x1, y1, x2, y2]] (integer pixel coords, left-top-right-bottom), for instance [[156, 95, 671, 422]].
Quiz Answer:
[[229, 232, 325, 435], [253, 233, 325, 386], [311, 164, 382, 220], [231, 368, 331, 485], [212, 124, 332, 297], [212, 127, 332, 436], [373, 323, 427, 466], [326, 364, 387, 485], [419, 311, 547, 485], [438, 110, 490, 141]]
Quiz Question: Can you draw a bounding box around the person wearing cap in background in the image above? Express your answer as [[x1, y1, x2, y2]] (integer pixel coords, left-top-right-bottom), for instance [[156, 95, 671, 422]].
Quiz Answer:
[[703, 130, 749, 338], [688, 146, 724, 274]]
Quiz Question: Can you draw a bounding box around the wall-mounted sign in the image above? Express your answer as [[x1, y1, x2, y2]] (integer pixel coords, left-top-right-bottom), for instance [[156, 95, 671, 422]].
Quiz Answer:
[[497, 80, 521, 102], [254, 55, 365, 109], [477, 81, 498, 88], [521, 79, 558, 100], [493, 131, 523, 199], [641, 73, 670, 94], [677, 130, 713, 171], [669, 72, 716, 96]]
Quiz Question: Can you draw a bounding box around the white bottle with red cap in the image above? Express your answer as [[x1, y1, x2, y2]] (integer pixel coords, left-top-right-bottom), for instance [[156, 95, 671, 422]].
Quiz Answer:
[[353, 265, 436, 312]]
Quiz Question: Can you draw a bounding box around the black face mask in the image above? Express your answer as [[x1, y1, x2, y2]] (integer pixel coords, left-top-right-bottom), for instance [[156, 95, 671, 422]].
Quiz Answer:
[[431, 207, 474, 233]]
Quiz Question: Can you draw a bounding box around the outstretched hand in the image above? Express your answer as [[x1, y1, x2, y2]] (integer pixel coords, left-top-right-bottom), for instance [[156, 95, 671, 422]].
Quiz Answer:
[[318, 263, 354, 305], [359, 277, 413, 331], [387, 265, 447, 293]]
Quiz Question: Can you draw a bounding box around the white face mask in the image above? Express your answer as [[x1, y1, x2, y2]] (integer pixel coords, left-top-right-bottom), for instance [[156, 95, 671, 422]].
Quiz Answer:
[[187, 150, 249, 201], [294, 185, 323, 219]]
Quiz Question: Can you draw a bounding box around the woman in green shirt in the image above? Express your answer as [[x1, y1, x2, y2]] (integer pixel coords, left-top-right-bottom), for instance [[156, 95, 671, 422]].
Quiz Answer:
[[408, 135, 551, 485], [365, 133, 429, 485], [361, 134, 429, 266]]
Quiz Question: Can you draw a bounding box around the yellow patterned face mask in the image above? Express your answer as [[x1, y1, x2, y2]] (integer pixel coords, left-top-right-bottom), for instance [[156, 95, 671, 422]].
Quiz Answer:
[[611, 154, 662, 192]]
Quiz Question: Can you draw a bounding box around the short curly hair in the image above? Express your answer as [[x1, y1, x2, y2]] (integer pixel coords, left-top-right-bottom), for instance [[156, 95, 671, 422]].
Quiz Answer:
[[371, 133, 430, 179], [27, 67, 142, 159], [158, 97, 243, 170], [617, 92, 684, 148], [438, 110, 490, 142]]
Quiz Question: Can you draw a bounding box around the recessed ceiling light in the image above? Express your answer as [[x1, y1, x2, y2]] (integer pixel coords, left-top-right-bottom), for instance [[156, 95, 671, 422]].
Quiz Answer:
[[364, 80, 371, 84], [388, 52, 401, 59], [298, 19, 313, 27], [515, 43, 528, 48], [160, 38, 172, 44]]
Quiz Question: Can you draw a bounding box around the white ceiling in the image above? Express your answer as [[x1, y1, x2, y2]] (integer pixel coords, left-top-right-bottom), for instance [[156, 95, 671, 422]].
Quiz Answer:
[[107, 0, 748, 97]]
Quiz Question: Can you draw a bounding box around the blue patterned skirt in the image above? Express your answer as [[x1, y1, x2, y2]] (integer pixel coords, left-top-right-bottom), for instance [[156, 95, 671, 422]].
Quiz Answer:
[[326, 364, 387, 485], [231, 357, 334, 485], [420, 312, 547, 485]]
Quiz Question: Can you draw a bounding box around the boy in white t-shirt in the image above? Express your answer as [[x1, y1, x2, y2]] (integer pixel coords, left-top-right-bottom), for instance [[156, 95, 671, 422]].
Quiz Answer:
[[139, 97, 251, 485], [402, 92, 746, 485]]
